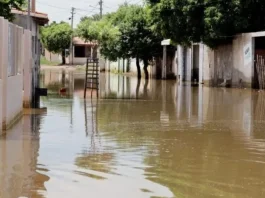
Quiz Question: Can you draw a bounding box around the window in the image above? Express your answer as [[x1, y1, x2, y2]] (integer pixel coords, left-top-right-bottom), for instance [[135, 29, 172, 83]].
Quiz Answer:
[[75, 46, 86, 57]]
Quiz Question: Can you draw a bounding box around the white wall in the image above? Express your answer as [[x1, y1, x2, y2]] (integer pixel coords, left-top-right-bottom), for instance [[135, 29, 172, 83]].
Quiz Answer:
[[106, 58, 143, 73], [72, 57, 87, 65], [0, 17, 31, 130], [232, 34, 254, 87], [0, 18, 4, 132], [5, 76, 23, 125], [44, 49, 61, 63], [202, 46, 213, 84], [172, 50, 178, 76], [0, 80, 2, 133], [178, 46, 192, 81], [23, 30, 33, 108], [177, 45, 184, 80], [177, 33, 261, 87]]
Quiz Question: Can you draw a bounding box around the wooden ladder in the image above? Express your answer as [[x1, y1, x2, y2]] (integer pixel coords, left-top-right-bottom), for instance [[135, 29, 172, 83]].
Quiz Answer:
[[84, 58, 99, 98]]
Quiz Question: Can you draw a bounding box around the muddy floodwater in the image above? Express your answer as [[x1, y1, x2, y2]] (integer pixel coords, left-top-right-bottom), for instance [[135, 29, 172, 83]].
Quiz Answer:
[[1, 70, 265, 198]]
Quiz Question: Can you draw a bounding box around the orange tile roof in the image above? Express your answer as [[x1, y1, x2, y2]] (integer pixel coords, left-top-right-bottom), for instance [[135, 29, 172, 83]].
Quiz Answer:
[[73, 37, 98, 46], [11, 9, 49, 24]]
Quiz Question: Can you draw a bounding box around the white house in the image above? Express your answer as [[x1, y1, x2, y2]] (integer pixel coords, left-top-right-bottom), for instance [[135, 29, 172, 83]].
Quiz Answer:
[[177, 31, 265, 89], [69, 37, 98, 65]]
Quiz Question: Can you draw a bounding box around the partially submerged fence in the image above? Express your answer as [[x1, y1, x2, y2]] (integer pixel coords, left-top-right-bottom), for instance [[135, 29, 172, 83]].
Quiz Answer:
[[256, 55, 265, 89]]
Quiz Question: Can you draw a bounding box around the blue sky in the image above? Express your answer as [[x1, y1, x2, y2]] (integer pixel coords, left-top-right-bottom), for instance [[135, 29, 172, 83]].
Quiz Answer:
[[36, 0, 143, 27]]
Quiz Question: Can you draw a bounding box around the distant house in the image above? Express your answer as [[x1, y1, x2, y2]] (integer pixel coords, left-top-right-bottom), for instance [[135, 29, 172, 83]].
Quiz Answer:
[[69, 37, 98, 65], [177, 31, 265, 89]]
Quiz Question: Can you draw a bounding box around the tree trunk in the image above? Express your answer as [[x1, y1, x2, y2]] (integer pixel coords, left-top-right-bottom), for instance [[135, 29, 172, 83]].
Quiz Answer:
[[143, 79, 149, 98], [62, 50, 66, 65], [143, 58, 149, 79], [136, 56, 141, 79], [136, 78, 141, 99]]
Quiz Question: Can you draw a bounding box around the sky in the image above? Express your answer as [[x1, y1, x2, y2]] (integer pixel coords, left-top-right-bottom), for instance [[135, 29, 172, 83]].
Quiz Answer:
[[36, 0, 143, 27]]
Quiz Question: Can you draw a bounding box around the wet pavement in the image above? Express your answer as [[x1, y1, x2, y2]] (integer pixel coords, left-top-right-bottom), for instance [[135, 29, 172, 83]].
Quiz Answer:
[[1, 70, 265, 198]]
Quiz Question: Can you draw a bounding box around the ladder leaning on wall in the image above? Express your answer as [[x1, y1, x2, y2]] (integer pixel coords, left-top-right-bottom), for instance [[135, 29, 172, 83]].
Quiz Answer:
[[84, 58, 99, 98]]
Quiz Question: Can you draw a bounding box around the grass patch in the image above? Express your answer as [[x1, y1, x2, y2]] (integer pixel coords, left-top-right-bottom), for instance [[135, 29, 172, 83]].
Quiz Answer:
[[40, 56, 60, 66]]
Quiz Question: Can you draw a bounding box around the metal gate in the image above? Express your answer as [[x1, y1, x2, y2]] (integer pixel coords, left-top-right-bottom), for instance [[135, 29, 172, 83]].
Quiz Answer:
[[255, 55, 265, 89]]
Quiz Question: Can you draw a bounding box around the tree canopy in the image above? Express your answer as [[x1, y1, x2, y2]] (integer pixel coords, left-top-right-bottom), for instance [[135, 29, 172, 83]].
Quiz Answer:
[[41, 22, 72, 64], [0, 0, 25, 21], [147, 0, 265, 48], [77, 4, 163, 79]]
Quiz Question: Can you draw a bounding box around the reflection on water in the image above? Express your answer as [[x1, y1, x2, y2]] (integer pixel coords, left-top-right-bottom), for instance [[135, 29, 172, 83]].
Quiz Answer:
[[0, 113, 49, 198], [2, 70, 265, 197]]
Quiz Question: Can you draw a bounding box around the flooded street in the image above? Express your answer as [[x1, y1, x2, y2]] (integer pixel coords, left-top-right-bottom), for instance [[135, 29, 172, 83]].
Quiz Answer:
[[1, 70, 265, 198]]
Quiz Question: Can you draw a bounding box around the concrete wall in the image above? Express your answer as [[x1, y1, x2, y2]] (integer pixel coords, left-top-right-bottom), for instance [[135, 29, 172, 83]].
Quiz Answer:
[[0, 80, 2, 132], [13, 14, 37, 36], [203, 46, 213, 84], [106, 58, 140, 73], [23, 30, 33, 108], [72, 57, 87, 65], [0, 17, 32, 130], [13, 13, 43, 108], [0, 19, 3, 132], [44, 49, 61, 63], [177, 32, 265, 88], [211, 43, 233, 86], [4, 75, 23, 128], [177, 45, 184, 80], [206, 32, 265, 88], [0, 17, 9, 130], [178, 45, 197, 82], [232, 34, 253, 87]]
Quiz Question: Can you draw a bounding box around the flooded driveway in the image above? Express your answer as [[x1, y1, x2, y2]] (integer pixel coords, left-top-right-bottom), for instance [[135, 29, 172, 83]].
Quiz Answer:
[[1, 70, 265, 198]]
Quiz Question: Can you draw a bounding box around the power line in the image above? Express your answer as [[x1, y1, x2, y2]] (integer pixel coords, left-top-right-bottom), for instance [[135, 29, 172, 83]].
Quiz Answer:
[[37, 0, 98, 13], [36, 0, 70, 10]]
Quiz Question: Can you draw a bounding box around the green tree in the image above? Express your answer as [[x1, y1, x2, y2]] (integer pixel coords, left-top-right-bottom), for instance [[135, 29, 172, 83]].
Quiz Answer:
[[0, 0, 25, 21], [77, 4, 163, 79], [41, 22, 72, 65], [76, 13, 123, 62], [148, 0, 265, 48], [80, 14, 102, 22], [117, 5, 163, 79]]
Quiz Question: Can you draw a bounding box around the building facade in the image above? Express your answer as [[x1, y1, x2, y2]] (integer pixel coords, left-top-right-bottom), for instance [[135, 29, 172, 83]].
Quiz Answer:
[[12, 5, 49, 108], [0, 17, 32, 131], [177, 31, 265, 89], [0, 1, 48, 131], [69, 37, 98, 65]]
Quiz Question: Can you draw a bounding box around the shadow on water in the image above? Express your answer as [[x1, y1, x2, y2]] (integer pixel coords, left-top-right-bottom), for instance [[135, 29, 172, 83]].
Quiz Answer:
[[4, 69, 265, 197]]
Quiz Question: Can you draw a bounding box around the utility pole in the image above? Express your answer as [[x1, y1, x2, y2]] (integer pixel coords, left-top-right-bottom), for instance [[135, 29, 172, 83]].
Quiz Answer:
[[27, 0, 31, 30], [99, 0, 103, 18], [70, 7, 75, 65]]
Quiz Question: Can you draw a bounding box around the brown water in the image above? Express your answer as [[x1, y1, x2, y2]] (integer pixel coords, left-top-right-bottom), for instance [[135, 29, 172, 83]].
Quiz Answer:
[[1, 70, 265, 198]]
